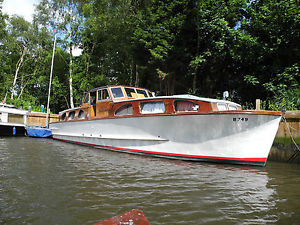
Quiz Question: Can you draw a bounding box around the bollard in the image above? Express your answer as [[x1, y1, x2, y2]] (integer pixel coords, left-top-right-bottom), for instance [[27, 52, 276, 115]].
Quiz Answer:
[[256, 99, 261, 110]]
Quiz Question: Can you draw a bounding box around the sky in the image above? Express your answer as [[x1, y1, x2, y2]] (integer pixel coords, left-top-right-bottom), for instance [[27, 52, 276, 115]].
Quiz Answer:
[[2, 0, 41, 22]]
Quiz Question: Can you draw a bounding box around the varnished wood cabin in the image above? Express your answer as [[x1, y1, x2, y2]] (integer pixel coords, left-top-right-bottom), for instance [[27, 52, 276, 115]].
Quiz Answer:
[[58, 85, 244, 122]]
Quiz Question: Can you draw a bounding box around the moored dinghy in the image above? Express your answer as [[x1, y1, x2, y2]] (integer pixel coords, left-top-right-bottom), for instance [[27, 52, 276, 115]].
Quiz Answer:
[[49, 85, 282, 166], [26, 126, 52, 138]]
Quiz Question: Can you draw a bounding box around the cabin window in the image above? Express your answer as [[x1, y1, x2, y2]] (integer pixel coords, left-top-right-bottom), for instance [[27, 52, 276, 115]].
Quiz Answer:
[[115, 104, 133, 116], [174, 100, 199, 112], [136, 89, 148, 98], [228, 105, 238, 110], [61, 113, 66, 121], [78, 110, 85, 119], [83, 93, 89, 104], [125, 88, 137, 98], [217, 103, 227, 111], [111, 87, 124, 98], [140, 101, 165, 114], [68, 111, 75, 120], [97, 89, 110, 101]]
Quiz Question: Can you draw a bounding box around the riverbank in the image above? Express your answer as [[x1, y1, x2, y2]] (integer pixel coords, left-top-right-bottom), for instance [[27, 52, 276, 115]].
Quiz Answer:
[[269, 111, 300, 163]]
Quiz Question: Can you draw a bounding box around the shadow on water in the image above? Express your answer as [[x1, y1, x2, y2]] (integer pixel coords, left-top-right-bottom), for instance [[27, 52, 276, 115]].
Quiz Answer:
[[0, 137, 299, 224]]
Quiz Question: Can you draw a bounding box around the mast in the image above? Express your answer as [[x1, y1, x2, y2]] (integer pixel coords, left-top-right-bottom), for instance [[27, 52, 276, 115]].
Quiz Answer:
[[46, 30, 57, 128]]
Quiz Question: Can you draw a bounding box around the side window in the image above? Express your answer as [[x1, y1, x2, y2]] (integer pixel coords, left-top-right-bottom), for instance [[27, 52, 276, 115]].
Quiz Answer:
[[136, 89, 148, 98], [140, 101, 165, 114], [111, 87, 124, 98], [125, 88, 137, 98], [97, 89, 111, 101], [115, 104, 133, 116], [174, 100, 199, 112]]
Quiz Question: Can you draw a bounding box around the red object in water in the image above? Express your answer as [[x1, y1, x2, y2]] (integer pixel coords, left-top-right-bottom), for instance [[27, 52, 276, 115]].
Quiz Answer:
[[94, 209, 150, 225]]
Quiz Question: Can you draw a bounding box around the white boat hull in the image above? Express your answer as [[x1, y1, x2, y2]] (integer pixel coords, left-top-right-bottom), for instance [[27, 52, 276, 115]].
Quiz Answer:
[[50, 113, 281, 166]]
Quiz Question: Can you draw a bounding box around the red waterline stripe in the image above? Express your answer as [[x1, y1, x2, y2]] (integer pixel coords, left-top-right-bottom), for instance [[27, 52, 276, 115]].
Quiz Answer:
[[53, 137, 267, 163]]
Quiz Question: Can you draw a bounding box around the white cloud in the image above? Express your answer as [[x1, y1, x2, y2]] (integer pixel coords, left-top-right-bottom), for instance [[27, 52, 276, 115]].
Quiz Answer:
[[2, 0, 41, 22]]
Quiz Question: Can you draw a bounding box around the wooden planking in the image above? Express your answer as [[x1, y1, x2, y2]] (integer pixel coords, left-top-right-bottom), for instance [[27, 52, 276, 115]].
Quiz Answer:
[[27, 112, 59, 127]]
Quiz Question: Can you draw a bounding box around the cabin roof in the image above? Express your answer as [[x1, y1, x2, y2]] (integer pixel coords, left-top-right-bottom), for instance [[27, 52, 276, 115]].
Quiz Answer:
[[114, 94, 241, 107], [87, 85, 151, 93]]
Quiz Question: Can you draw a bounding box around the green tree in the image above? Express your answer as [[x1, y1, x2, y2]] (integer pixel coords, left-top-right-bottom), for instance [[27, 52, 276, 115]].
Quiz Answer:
[[239, 0, 300, 108], [80, 0, 149, 89]]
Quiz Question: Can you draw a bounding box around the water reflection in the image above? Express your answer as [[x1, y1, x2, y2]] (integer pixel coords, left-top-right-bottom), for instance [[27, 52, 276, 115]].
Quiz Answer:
[[0, 137, 299, 224]]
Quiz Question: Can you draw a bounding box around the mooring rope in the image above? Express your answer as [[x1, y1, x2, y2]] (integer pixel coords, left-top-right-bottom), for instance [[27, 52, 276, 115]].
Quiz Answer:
[[283, 116, 300, 162], [288, 125, 300, 132]]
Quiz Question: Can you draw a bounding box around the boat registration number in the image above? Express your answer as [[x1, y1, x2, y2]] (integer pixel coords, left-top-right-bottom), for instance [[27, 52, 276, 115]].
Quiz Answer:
[[233, 117, 248, 122]]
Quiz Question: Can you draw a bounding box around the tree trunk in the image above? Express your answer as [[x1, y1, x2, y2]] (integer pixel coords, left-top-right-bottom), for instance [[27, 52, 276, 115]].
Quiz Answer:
[[11, 46, 27, 99], [130, 60, 134, 86], [192, 72, 197, 93], [134, 64, 139, 87]]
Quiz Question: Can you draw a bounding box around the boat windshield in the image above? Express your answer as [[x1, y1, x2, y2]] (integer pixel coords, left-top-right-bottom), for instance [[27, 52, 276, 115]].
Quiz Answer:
[[124, 88, 149, 99], [136, 89, 148, 98], [111, 87, 124, 98], [125, 88, 137, 98]]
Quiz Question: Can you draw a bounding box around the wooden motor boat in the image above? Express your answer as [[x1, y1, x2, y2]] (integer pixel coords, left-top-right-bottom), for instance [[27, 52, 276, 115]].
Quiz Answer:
[[49, 85, 281, 166]]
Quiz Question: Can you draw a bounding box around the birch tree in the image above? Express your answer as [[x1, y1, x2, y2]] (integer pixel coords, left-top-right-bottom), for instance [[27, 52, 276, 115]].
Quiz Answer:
[[34, 0, 83, 108]]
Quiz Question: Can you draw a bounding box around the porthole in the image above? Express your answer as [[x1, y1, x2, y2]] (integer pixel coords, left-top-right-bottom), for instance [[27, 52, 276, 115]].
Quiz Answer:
[[78, 110, 85, 119], [61, 113, 66, 121], [217, 103, 227, 111], [115, 104, 133, 116], [228, 105, 238, 110], [68, 111, 75, 120]]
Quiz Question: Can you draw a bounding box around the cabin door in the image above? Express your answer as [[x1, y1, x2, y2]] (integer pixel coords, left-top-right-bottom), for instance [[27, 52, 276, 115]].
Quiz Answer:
[[90, 91, 97, 117], [95, 88, 112, 118], [96, 100, 113, 117]]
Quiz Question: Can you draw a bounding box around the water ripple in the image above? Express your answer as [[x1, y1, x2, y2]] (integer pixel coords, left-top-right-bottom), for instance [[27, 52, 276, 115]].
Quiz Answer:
[[1, 137, 300, 224]]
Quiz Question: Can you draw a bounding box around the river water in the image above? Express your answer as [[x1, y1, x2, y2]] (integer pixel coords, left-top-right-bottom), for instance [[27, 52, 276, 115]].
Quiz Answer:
[[0, 137, 299, 225]]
